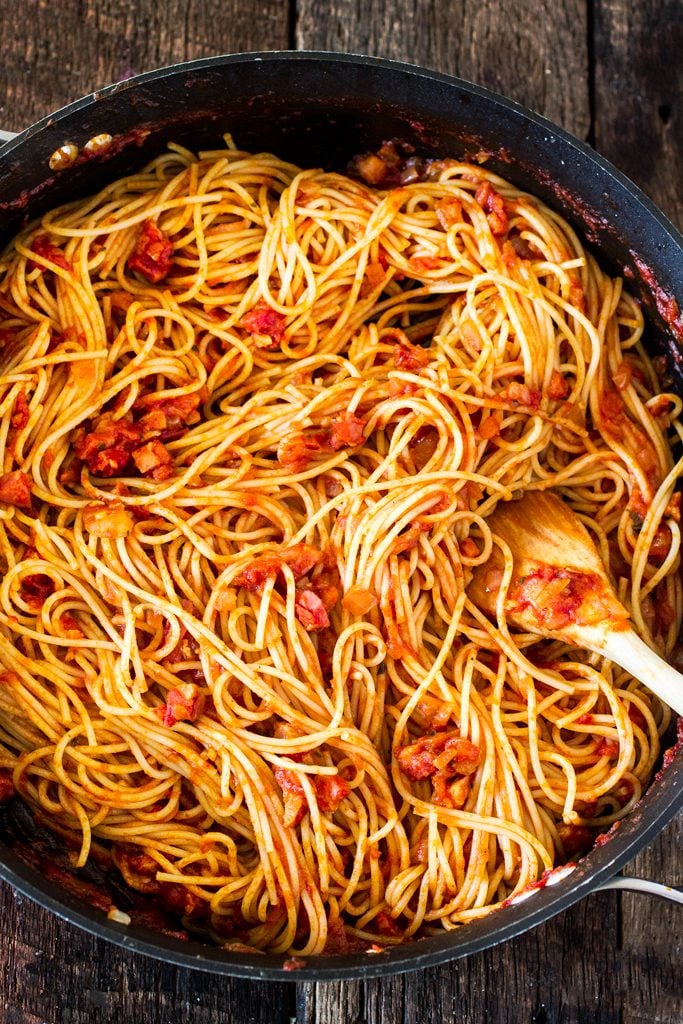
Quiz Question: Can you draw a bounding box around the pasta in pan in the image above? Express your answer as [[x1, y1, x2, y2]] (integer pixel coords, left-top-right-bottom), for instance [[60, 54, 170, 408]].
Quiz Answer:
[[0, 137, 679, 955]]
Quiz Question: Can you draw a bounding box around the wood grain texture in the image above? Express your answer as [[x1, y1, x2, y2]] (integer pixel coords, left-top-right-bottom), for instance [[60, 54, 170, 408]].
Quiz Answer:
[[295, 0, 590, 137], [593, 0, 683, 229], [0, 881, 295, 1024], [0, 0, 290, 133], [0, 1, 681, 1023], [620, 813, 683, 1024]]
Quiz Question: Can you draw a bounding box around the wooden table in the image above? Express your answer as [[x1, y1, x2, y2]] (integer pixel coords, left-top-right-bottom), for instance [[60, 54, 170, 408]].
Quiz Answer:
[[0, 2, 680, 1021]]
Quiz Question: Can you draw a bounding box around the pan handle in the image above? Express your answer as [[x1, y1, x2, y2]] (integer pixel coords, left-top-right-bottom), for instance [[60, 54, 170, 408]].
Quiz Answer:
[[598, 876, 683, 905]]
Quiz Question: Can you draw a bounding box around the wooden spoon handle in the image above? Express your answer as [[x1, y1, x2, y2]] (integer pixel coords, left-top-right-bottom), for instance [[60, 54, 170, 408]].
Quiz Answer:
[[601, 629, 683, 717]]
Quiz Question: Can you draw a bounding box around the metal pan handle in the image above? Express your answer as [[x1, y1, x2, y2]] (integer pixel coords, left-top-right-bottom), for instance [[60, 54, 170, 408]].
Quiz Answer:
[[599, 876, 683, 905]]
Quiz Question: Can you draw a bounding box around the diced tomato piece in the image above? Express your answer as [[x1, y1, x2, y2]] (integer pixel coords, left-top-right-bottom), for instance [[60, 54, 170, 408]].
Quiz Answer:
[[414, 696, 453, 731], [159, 683, 205, 728], [0, 470, 32, 509], [140, 392, 202, 430], [547, 370, 570, 400], [435, 198, 463, 230], [388, 379, 418, 398], [396, 731, 481, 781], [11, 391, 30, 430], [138, 408, 168, 436], [342, 586, 378, 616], [409, 254, 443, 273], [73, 417, 141, 462], [307, 552, 340, 611], [88, 448, 132, 477], [507, 235, 541, 260], [459, 537, 480, 558], [363, 261, 387, 292], [509, 565, 629, 632], [294, 590, 330, 630], [280, 543, 323, 579], [314, 774, 350, 811], [158, 882, 204, 919], [277, 431, 330, 472], [478, 410, 503, 440], [74, 414, 143, 476], [394, 340, 430, 371], [353, 153, 388, 185], [499, 381, 542, 409], [29, 235, 73, 273], [161, 615, 200, 666], [233, 555, 282, 593], [109, 290, 135, 314], [329, 412, 365, 451], [475, 181, 508, 236], [241, 299, 287, 348], [432, 772, 472, 808], [127, 220, 173, 283], [83, 501, 134, 538], [132, 439, 173, 481]]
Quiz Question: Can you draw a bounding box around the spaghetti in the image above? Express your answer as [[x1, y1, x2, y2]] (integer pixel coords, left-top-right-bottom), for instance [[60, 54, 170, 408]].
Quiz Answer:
[[0, 138, 679, 955]]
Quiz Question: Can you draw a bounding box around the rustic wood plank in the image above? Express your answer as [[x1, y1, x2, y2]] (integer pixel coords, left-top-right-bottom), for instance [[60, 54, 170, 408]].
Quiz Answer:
[[0, 0, 290, 134], [619, 815, 683, 1024], [295, 0, 590, 138], [0, 880, 296, 1024], [593, 0, 682, 229]]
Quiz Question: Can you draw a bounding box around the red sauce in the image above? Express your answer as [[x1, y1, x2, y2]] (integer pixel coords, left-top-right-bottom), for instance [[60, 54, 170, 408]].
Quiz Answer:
[[158, 684, 205, 728], [29, 235, 73, 274], [508, 565, 629, 632], [0, 470, 32, 508], [396, 731, 481, 807], [329, 411, 366, 450], [475, 181, 509, 236], [11, 391, 30, 429], [241, 299, 287, 347], [394, 340, 431, 371], [314, 774, 350, 812], [294, 589, 330, 630], [127, 220, 173, 283]]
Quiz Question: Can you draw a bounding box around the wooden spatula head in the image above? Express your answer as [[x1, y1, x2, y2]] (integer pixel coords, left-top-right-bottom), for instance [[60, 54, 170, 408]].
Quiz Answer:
[[468, 490, 630, 644]]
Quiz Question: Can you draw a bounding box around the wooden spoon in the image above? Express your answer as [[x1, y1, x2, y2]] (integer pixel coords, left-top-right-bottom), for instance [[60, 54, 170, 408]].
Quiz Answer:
[[468, 490, 683, 716]]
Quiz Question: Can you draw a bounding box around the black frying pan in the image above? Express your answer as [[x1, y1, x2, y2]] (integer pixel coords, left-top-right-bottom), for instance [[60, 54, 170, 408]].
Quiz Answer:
[[0, 51, 681, 981]]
